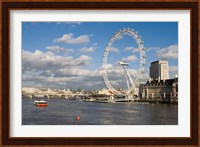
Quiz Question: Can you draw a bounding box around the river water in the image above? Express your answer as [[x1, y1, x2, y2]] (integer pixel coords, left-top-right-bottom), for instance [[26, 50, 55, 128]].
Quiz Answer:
[[22, 97, 178, 125]]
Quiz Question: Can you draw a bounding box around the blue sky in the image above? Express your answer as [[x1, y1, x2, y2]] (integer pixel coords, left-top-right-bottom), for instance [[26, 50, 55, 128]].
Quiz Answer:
[[22, 22, 178, 90]]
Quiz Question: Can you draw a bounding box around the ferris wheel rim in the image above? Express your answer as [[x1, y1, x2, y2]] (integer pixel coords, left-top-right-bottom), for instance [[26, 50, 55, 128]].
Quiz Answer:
[[102, 28, 146, 94]]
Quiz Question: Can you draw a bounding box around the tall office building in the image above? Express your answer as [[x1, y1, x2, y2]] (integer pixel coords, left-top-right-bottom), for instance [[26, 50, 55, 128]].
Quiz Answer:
[[150, 60, 169, 80]]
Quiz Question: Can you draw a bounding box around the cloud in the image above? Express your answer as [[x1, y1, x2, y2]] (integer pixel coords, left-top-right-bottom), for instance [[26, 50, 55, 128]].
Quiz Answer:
[[116, 35, 124, 40], [54, 33, 90, 44], [78, 43, 98, 53], [157, 44, 178, 59], [23, 68, 105, 90], [169, 66, 178, 72], [39, 71, 52, 77], [78, 46, 96, 53], [54, 67, 101, 78], [74, 55, 92, 66], [46, 46, 64, 52], [108, 47, 119, 53], [146, 47, 160, 52], [120, 55, 137, 62], [124, 46, 140, 53], [124, 46, 133, 51], [132, 48, 140, 53], [22, 50, 106, 89], [46, 46, 74, 54], [22, 49, 145, 90], [169, 65, 178, 78], [22, 50, 91, 72]]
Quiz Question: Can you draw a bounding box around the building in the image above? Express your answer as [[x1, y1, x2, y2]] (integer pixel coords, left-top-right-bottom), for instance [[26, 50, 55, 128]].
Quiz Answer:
[[96, 88, 114, 95], [150, 60, 169, 80], [139, 77, 178, 100], [139, 60, 178, 100]]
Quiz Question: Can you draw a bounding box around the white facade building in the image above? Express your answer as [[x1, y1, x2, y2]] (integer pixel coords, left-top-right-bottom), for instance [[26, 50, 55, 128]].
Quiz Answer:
[[150, 60, 169, 80]]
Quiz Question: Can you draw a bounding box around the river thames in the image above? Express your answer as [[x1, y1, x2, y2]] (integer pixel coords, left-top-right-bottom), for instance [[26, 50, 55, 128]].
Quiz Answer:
[[22, 97, 178, 125]]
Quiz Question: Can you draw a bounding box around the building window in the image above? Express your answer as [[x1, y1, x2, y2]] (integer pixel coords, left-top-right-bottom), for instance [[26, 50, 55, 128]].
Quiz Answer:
[[176, 84, 178, 92]]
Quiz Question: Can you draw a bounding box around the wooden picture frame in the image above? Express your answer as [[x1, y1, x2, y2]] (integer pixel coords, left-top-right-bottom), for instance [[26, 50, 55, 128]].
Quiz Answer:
[[1, 1, 198, 146]]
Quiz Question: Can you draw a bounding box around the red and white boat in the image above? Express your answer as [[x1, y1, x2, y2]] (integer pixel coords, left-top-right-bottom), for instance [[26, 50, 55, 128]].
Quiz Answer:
[[34, 100, 48, 107]]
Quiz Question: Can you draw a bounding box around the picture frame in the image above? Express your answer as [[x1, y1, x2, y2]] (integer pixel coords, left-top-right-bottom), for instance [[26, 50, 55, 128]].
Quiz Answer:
[[1, 0, 198, 146]]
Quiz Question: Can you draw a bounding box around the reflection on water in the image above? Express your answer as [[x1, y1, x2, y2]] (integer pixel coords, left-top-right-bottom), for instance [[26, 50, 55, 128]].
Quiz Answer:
[[22, 97, 178, 125]]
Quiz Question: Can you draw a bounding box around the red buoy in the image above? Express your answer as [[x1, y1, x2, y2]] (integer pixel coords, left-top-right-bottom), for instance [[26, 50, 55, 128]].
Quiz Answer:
[[76, 116, 80, 121]]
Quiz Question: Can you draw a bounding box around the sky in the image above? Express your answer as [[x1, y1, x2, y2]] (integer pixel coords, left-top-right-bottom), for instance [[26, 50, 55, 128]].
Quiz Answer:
[[22, 22, 178, 90]]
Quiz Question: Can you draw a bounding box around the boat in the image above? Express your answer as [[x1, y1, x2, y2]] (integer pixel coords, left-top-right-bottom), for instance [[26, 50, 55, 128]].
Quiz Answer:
[[34, 100, 48, 107]]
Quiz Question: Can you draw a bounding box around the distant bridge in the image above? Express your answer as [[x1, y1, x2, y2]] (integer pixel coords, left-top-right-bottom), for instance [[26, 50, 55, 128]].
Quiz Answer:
[[22, 92, 88, 99]]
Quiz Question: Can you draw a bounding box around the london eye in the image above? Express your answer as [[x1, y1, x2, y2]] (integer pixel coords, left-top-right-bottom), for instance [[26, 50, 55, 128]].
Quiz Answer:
[[102, 28, 146, 97]]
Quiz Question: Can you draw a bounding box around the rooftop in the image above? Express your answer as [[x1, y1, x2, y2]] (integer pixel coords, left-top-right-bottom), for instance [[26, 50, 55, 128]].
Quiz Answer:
[[151, 60, 168, 64]]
